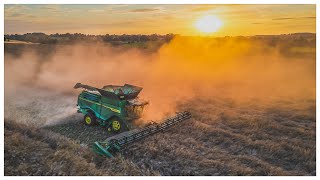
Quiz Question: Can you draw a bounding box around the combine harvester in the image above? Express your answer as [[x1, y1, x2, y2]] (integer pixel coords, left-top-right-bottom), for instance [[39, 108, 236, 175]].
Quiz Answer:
[[74, 83, 148, 132], [74, 83, 191, 158]]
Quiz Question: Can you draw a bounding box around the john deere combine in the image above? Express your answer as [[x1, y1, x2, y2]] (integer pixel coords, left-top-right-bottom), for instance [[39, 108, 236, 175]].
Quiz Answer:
[[74, 83, 191, 158], [74, 83, 148, 132]]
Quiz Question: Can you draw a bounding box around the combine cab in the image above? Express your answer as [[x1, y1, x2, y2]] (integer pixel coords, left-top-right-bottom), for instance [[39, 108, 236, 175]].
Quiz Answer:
[[74, 83, 148, 132]]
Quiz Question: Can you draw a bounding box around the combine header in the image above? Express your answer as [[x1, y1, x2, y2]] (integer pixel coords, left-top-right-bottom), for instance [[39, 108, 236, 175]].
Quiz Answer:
[[92, 111, 191, 158]]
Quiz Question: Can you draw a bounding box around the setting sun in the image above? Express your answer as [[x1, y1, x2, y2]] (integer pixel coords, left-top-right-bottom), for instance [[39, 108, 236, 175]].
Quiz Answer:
[[195, 15, 223, 33]]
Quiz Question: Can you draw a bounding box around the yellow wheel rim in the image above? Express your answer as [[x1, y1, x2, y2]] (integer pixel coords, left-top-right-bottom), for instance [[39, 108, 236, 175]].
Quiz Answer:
[[85, 116, 91, 124], [112, 121, 121, 131]]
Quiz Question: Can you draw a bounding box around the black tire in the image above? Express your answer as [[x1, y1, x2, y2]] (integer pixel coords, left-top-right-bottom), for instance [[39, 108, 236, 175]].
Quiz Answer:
[[109, 118, 129, 133], [84, 113, 96, 126]]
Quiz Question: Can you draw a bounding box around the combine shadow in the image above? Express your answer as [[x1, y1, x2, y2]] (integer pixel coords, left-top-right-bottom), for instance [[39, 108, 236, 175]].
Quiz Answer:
[[43, 114, 114, 144]]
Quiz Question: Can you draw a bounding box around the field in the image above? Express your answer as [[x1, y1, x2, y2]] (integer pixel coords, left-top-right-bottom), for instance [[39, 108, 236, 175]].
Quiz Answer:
[[4, 35, 316, 176]]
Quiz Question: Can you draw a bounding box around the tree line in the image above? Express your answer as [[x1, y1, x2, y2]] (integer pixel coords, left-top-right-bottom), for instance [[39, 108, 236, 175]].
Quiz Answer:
[[4, 32, 176, 44]]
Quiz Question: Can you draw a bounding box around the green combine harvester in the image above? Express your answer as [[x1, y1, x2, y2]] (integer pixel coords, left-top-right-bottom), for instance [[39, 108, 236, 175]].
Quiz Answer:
[[74, 83, 148, 132], [74, 83, 191, 158]]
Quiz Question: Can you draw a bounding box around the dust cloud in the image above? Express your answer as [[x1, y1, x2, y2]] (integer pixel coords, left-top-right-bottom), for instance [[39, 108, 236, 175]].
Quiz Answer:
[[4, 36, 315, 126]]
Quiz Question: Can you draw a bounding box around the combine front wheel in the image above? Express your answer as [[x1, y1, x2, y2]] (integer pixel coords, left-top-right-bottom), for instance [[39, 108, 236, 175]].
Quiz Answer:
[[112, 120, 121, 132], [110, 118, 128, 133]]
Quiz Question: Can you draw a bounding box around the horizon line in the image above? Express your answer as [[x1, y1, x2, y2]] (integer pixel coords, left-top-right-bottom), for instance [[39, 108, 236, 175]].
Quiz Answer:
[[4, 32, 316, 37]]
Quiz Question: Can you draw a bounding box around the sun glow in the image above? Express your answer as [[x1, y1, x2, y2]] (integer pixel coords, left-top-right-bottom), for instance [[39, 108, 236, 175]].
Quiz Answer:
[[195, 15, 223, 33]]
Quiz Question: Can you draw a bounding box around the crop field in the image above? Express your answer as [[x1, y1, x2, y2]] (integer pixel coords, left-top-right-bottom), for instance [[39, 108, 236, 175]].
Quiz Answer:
[[4, 35, 316, 176]]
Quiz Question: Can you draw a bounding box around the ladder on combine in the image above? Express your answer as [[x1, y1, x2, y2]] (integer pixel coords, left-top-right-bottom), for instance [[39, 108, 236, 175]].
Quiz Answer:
[[92, 111, 192, 158]]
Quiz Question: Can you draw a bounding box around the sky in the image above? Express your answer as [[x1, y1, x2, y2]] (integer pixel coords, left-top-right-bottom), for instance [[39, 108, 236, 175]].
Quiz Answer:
[[4, 4, 316, 36]]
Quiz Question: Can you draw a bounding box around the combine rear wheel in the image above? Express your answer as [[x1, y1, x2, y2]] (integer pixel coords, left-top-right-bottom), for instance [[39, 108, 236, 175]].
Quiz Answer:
[[84, 113, 96, 126]]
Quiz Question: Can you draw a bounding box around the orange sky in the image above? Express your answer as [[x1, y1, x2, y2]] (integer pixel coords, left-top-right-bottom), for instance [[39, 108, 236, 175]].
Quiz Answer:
[[4, 4, 316, 36]]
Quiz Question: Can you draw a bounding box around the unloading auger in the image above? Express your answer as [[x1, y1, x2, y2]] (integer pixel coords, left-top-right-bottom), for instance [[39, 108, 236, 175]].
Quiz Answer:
[[92, 111, 191, 158]]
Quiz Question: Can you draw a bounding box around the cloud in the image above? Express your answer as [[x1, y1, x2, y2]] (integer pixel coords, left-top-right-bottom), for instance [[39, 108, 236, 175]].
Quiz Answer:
[[42, 7, 56, 10], [130, 8, 159, 13], [89, 21, 136, 27], [5, 5, 28, 18], [302, 16, 316, 19], [272, 16, 316, 20], [26, 15, 37, 18], [188, 5, 217, 12], [5, 4, 63, 20], [9, 13, 24, 17], [272, 18, 295, 20], [87, 9, 105, 13]]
